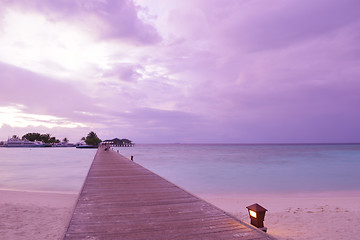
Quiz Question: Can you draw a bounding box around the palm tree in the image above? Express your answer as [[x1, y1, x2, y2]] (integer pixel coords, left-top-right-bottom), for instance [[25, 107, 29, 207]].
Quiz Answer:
[[12, 135, 19, 140], [85, 131, 102, 146]]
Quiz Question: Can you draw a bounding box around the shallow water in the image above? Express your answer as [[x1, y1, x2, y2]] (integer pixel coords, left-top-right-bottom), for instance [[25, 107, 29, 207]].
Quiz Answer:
[[1, 144, 360, 195], [115, 144, 360, 194], [0, 147, 95, 193]]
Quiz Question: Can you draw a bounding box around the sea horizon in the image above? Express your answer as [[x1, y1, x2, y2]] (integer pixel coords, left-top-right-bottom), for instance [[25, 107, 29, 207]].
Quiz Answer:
[[1, 143, 359, 196], [133, 142, 360, 145]]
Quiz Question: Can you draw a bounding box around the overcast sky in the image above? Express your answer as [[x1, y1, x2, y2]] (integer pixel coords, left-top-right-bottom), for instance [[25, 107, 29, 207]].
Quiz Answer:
[[1, 0, 359, 143]]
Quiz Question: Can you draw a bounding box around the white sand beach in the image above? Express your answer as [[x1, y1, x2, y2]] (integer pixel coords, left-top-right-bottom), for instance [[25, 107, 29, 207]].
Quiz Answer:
[[199, 191, 360, 240], [1, 189, 360, 240], [0, 190, 77, 240]]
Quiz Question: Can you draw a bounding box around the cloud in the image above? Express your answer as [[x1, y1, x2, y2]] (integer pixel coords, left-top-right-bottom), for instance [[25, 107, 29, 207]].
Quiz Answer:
[[1, 0, 160, 44], [0, 62, 207, 142], [104, 107, 208, 143], [191, 0, 360, 51], [0, 62, 100, 124], [102, 63, 142, 82], [128, 0, 360, 142], [1, 0, 360, 143]]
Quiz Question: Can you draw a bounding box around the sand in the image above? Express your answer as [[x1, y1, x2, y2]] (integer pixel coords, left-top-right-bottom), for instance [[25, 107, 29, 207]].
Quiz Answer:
[[199, 191, 360, 240], [0, 190, 77, 240], [1, 189, 360, 240]]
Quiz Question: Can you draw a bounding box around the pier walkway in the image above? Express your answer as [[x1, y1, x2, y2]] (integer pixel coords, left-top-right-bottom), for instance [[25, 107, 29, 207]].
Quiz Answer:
[[64, 147, 274, 239]]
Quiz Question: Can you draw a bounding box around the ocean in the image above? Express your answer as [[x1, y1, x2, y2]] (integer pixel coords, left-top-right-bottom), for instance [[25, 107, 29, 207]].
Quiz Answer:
[[1, 144, 360, 195]]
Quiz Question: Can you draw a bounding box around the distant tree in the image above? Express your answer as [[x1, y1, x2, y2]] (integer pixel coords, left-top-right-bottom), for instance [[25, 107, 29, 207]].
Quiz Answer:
[[81, 137, 85, 141], [22, 133, 41, 142], [21, 132, 62, 144], [41, 134, 51, 143], [49, 137, 57, 144], [63, 138, 69, 143], [12, 135, 20, 140], [85, 131, 102, 146]]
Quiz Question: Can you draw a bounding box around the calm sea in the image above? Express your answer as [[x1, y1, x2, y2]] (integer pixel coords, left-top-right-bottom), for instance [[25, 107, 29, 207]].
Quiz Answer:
[[0, 144, 360, 195]]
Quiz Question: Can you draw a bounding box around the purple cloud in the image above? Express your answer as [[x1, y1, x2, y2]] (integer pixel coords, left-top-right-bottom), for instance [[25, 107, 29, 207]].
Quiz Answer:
[[191, 0, 360, 51], [0, 62, 96, 117], [1, 0, 360, 143], [102, 63, 142, 82], [1, 0, 160, 44]]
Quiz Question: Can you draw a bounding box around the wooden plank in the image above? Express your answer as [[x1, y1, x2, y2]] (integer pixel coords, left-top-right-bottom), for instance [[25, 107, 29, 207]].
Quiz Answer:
[[63, 147, 275, 240]]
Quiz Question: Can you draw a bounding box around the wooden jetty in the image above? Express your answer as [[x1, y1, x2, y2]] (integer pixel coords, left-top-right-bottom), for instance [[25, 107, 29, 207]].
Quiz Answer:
[[63, 147, 275, 240]]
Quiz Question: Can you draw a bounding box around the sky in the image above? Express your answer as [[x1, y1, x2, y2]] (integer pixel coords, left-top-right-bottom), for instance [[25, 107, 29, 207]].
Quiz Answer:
[[0, 0, 360, 143]]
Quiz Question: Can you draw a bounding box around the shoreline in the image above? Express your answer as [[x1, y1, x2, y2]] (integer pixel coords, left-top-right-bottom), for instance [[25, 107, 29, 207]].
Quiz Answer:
[[0, 189, 78, 206], [1, 189, 360, 240]]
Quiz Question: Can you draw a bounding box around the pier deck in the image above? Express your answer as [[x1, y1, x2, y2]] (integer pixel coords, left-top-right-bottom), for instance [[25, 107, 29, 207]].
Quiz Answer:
[[64, 147, 274, 239]]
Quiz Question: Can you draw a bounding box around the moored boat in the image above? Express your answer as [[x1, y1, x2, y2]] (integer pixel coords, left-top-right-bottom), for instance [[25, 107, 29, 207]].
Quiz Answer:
[[75, 142, 98, 149], [54, 141, 76, 147], [4, 138, 45, 147], [76, 144, 98, 149]]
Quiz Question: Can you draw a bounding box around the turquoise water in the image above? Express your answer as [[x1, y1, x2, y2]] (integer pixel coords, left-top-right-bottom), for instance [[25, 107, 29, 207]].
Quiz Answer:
[[0, 147, 95, 193], [115, 144, 360, 194], [1, 144, 360, 194]]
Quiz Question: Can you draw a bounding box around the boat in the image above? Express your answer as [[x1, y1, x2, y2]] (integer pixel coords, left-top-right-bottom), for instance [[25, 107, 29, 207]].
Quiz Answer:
[[75, 142, 98, 149], [76, 144, 98, 149], [3, 138, 45, 147], [54, 141, 76, 147], [76, 145, 98, 149]]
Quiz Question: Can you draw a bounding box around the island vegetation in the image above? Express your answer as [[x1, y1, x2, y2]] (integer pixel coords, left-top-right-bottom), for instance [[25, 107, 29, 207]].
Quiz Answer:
[[21, 133, 61, 144], [83, 131, 102, 146], [1, 131, 133, 148]]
